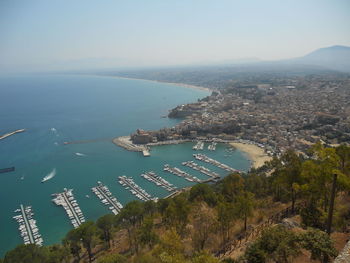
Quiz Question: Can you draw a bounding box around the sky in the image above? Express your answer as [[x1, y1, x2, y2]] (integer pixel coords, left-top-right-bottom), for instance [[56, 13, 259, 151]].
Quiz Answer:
[[0, 0, 350, 72]]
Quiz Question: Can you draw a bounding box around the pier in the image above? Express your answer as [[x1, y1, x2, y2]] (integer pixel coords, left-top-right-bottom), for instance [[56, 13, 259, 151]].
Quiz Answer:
[[92, 181, 123, 215], [163, 164, 201, 183], [208, 142, 217, 151], [142, 149, 150, 157], [193, 153, 240, 173], [118, 176, 156, 202], [192, 141, 204, 150], [141, 171, 177, 192], [0, 129, 25, 140], [13, 205, 43, 246], [52, 188, 85, 228], [182, 161, 220, 180]]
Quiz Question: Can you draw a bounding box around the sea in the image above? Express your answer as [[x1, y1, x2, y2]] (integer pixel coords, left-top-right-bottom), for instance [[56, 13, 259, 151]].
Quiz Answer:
[[0, 74, 251, 256]]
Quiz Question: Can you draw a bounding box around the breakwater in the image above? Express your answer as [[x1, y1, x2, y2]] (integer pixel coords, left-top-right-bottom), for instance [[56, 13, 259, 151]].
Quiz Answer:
[[0, 129, 25, 140]]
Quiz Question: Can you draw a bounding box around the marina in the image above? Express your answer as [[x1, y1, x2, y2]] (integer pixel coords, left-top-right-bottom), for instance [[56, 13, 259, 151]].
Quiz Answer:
[[192, 141, 204, 150], [92, 181, 123, 215], [52, 188, 85, 228], [13, 205, 43, 246], [163, 164, 201, 182], [118, 175, 156, 202], [182, 160, 220, 180], [193, 153, 240, 173], [140, 171, 177, 192]]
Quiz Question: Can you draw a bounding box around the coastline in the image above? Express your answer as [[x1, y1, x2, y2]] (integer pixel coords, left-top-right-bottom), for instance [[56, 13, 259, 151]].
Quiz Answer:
[[229, 142, 272, 169], [84, 74, 212, 93]]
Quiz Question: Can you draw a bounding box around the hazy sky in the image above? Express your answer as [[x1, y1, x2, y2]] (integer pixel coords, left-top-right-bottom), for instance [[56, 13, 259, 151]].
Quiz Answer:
[[1, 0, 349, 71]]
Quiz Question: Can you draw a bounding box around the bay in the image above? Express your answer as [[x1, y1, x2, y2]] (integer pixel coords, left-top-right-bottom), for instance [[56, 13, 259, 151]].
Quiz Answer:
[[0, 74, 250, 256]]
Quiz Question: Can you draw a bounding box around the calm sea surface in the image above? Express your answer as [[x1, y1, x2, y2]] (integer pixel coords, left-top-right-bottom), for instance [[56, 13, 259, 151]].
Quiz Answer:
[[0, 74, 250, 256]]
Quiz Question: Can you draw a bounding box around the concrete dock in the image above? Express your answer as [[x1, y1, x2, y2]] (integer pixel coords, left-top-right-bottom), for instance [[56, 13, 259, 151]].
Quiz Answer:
[[141, 171, 177, 192], [13, 205, 43, 246], [182, 161, 220, 179], [193, 153, 240, 173], [92, 181, 123, 215], [52, 188, 85, 228], [163, 164, 201, 183], [118, 175, 157, 202]]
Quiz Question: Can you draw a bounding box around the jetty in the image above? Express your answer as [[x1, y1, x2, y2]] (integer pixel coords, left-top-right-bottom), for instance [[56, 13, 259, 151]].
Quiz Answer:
[[163, 164, 201, 183], [52, 188, 85, 228], [193, 153, 240, 173], [13, 205, 43, 246], [118, 176, 156, 202], [63, 138, 111, 145], [141, 171, 177, 192], [0, 129, 25, 140], [192, 141, 204, 150], [92, 181, 123, 215], [182, 161, 220, 180], [112, 136, 146, 152]]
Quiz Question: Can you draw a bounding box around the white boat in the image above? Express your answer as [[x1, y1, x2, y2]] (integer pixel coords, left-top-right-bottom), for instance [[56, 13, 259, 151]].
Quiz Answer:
[[41, 168, 56, 183]]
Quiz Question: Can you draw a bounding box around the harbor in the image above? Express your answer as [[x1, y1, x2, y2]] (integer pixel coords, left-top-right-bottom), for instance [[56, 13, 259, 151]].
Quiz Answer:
[[52, 188, 86, 228], [118, 175, 156, 202], [92, 181, 123, 215], [193, 153, 241, 173], [13, 205, 43, 246], [163, 164, 201, 183], [140, 171, 177, 192], [182, 160, 220, 180]]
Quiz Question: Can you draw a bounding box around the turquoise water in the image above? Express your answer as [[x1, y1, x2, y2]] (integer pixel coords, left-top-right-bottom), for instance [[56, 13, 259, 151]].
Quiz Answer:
[[0, 74, 250, 256]]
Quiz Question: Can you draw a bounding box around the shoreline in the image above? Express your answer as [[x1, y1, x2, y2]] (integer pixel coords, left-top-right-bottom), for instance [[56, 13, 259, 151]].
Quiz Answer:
[[80, 73, 212, 93], [229, 142, 272, 169]]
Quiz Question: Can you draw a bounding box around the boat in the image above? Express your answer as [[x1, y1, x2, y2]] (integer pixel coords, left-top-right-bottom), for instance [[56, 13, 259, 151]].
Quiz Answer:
[[41, 168, 56, 183]]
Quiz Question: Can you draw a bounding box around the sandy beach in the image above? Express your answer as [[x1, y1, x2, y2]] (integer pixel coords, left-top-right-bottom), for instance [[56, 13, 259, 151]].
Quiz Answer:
[[89, 74, 212, 93], [229, 142, 272, 169]]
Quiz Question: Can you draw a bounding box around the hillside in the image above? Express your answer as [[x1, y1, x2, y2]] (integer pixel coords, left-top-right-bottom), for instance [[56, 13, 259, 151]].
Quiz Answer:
[[291, 45, 350, 72]]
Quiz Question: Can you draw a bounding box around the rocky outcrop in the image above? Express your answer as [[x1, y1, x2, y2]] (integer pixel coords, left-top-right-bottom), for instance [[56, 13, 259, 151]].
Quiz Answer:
[[334, 238, 350, 263]]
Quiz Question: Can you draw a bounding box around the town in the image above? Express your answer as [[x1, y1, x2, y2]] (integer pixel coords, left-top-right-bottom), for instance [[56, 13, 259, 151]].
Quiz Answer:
[[130, 73, 350, 156]]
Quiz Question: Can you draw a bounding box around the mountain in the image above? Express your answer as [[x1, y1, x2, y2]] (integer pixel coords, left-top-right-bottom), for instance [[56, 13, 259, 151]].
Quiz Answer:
[[291, 45, 350, 72]]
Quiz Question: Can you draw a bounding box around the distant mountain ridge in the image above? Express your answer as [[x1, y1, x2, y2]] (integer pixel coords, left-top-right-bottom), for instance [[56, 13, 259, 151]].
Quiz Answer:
[[289, 45, 350, 72]]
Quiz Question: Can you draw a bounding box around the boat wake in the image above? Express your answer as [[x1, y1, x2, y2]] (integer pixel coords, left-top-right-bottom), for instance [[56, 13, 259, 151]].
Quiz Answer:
[[41, 168, 56, 183], [75, 152, 86, 157]]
